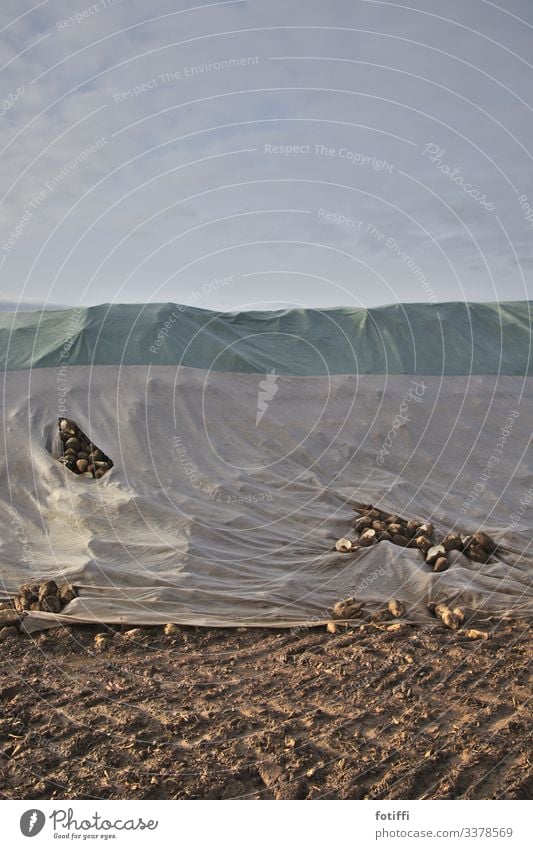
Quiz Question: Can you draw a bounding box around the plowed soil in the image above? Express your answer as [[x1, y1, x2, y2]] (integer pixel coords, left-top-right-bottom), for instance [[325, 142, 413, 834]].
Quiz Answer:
[[0, 619, 531, 799]]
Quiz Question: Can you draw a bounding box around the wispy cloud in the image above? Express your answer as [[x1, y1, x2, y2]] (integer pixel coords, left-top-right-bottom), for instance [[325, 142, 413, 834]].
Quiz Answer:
[[0, 0, 532, 308]]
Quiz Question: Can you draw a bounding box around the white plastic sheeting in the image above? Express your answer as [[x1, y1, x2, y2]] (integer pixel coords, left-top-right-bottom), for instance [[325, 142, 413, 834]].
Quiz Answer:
[[1, 365, 531, 629]]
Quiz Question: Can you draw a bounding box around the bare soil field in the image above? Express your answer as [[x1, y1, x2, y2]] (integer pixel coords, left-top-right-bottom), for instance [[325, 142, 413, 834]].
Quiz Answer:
[[0, 620, 531, 800]]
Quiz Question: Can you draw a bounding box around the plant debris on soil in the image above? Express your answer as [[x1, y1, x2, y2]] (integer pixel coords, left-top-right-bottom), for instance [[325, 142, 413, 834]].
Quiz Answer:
[[0, 618, 530, 800]]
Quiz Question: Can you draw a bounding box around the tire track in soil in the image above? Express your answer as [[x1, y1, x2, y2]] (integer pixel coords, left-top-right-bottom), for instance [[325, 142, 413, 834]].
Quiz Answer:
[[0, 619, 530, 799]]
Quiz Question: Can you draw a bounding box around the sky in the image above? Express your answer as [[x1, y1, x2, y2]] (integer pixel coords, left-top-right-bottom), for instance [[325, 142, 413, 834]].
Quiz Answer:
[[0, 0, 532, 311]]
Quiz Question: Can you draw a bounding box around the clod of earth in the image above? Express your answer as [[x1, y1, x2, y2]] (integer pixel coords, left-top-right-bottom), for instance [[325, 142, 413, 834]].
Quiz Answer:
[[392, 534, 410, 547], [433, 556, 449, 573], [416, 536, 433, 556], [40, 596, 62, 613], [453, 607, 466, 624], [371, 608, 393, 623], [58, 584, 76, 605], [426, 544, 446, 566], [434, 603, 461, 630], [378, 530, 392, 542], [468, 543, 491, 563], [443, 533, 462, 551], [332, 598, 364, 619], [473, 531, 497, 553], [354, 516, 372, 531], [38, 580, 58, 601], [0, 609, 20, 626], [461, 535, 474, 552], [94, 633, 111, 650], [460, 628, 490, 640], [387, 599, 406, 618], [122, 628, 147, 639], [359, 528, 377, 546]]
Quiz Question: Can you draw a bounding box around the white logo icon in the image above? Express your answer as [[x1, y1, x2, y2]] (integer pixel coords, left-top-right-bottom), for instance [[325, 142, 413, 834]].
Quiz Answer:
[[256, 369, 279, 425], [20, 809, 46, 837]]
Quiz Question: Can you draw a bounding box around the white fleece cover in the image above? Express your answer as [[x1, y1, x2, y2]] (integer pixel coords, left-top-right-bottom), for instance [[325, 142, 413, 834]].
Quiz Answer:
[[1, 366, 531, 630]]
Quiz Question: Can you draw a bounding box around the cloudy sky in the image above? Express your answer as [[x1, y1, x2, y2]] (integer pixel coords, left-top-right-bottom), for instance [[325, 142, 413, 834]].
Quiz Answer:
[[0, 0, 532, 310]]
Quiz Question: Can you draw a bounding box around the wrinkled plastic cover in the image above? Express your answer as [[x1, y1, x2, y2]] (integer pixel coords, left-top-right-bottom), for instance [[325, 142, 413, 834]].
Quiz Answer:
[[1, 362, 531, 629]]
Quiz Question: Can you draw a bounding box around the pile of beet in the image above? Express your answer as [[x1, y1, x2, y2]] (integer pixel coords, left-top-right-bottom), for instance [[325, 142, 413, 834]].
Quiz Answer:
[[335, 502, 497, 572], [56, 417, 113, 479]]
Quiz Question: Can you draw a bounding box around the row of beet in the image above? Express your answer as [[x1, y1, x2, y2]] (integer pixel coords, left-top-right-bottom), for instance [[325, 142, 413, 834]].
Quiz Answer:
[[327, 596, 489, 639], [335, 503, 497, 572]]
